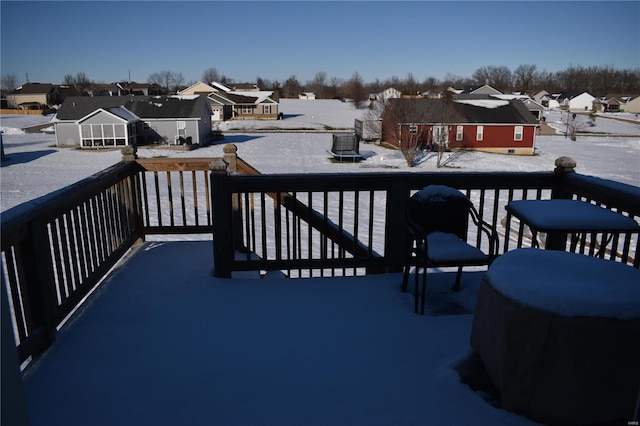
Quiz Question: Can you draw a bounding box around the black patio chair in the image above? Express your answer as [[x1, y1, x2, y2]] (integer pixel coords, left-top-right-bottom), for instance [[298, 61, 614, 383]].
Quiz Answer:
[[401, 185, 498, 315]]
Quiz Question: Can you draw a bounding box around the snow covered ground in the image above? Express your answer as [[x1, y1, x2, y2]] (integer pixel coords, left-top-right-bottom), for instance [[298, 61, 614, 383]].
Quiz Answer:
[[3, 101, 640, 425], [2, 99, 639, 213]]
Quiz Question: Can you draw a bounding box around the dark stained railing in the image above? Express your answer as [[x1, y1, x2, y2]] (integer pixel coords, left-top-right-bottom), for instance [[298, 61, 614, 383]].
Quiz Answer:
[[2, 145, 639, 370], [1, 161, 142, 364]]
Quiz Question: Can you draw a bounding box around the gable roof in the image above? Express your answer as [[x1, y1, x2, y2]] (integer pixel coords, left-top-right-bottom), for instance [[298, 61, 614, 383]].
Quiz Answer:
[[78, 106, 139, 123], [178, 82, 216, 95], [387, 98, 538, 125], [459, 84, 502, 95], [56, 95, 210, 121], [12, 83, 55, 95], [208, 90, 279, 105]]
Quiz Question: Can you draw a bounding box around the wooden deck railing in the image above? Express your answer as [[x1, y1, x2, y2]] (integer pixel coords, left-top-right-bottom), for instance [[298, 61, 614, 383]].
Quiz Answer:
[[1, 161, 142, 364], [2, 144, 639, 370], [1, 152, 230, 367], [211, 152, 639, 278]]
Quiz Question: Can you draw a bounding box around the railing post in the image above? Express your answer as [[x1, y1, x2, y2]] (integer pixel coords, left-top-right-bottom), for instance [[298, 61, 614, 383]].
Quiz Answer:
[[223, 144, 245, 251], [223, 143, 237, 173], [210, 159, 233, 278], [121, 146, 145, 243], [384, 178, 410, 273], [548, 156, 577, 250]]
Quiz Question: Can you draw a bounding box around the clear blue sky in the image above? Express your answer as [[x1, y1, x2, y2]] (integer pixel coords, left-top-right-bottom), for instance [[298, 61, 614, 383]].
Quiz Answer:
[[2, 1, 639, 86]]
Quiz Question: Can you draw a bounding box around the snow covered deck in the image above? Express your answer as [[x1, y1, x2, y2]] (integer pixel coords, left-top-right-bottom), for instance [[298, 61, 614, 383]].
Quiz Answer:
[[21, 240, 533, 426]]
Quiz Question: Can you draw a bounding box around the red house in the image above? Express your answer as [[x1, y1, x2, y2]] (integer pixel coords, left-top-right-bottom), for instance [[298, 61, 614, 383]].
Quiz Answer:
[[381, 97, 539, 155]]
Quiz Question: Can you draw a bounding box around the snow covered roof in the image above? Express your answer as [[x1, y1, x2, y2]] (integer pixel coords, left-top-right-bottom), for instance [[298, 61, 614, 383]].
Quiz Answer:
[[77, 106, 139, 124], [387, 97, 538, 125], [55, 95, 210, 121]]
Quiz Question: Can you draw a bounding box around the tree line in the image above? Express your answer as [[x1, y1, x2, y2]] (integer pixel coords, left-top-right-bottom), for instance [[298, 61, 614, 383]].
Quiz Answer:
[[2, 64, 639, 102]]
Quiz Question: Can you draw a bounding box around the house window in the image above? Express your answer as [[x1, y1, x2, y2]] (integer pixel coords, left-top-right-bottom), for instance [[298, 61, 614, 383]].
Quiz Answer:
[[115, 124, 126, 146], [241, 105, 252, 114], [81, 123, 129, 147], [514, 126, 523, 141], [476, 126, 483, 141], [409, 125, 418, 135], [92, 124, 103, 146], [263, 105, 271, 114], [456, 126, 463, 141], [104, 124, 115, 145], [177, 121, 186, 138]]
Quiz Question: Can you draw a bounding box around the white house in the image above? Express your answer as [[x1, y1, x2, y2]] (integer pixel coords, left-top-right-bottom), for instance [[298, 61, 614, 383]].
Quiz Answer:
[[558, 92, 595, 111], [369, 87, 401, 101], [299, 92, 316, 100]]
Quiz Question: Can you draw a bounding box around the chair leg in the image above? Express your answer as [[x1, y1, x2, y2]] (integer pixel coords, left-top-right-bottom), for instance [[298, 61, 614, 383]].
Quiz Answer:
[[402, 263, 410, 293], [420, 266, 428, 315], [413, 264, 420, 314], [453, 266, 463, 292]]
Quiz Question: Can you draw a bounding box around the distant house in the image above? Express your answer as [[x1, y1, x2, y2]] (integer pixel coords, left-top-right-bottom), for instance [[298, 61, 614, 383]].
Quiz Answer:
[[532, 90, 550, 104], [557, 92, 595, 111], [54, 95, 213, 148], [206, 81, 279, 120], [178, 81, 279, 121], [369, 87, 401, 101], [476, 94, 545, 121], [178, 82, 217, 96], [91, 82, 164, 97], [458, 84, 502, 96], [382, 97, 539, 155], [6, 83, 60, 109], [179, 82, 223, 120], [299, 92, 316, 100], [623, 95, 640, 114], [593, 94, 640, 113]]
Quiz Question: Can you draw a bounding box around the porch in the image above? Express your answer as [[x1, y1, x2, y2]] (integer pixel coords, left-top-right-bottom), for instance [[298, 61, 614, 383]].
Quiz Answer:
[[21, 241, 511, 426], [2, 145, 639, 425]]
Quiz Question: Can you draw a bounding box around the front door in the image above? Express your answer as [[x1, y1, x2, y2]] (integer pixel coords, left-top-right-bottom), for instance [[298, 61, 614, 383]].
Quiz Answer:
[[433, 125, 449, 149]]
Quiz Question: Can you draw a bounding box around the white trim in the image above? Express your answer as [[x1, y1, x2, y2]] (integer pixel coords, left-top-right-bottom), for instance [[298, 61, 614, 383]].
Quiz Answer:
[[514, 125, 523, 141]]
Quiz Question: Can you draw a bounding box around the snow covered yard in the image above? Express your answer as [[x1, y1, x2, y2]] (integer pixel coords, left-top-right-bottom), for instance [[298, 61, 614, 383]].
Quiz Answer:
[[2, 101, 639, 213]]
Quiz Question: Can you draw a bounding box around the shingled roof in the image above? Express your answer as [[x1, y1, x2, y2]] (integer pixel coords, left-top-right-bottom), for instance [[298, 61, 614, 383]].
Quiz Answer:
[[12, 83, 55, 94], [387, 98, 538, 125], [55, 95, 209, 121]]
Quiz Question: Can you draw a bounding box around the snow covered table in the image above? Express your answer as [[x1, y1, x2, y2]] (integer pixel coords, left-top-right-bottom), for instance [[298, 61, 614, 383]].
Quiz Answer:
[[505, 199, 640, 252], [470, 248, 640, 425]]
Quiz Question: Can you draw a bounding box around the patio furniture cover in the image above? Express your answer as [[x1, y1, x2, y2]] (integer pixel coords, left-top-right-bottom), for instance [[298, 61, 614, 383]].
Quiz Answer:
[[471, 249, 640, 425]]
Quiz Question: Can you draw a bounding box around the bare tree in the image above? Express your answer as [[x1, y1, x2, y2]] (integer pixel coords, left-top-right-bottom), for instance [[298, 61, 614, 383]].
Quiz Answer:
[[309, 71, 327, 98], [472, 65, 512, 92], [435, 91, 455, 168], [256, 76, 273, 90], [159, 70, 174, 92], [381, 77, 429, 168], [348, 71, 366, 109], [148, 72, 162, 86], [172, 72, 185, 92], [202, 67, 220, 84], [382, 97, 430, 167], [513, 64, 538, 92], [327, 76, 344, 99], [63, 74, 75, 85], [1, 73, 18, 91], [282, 75, 301, 98]]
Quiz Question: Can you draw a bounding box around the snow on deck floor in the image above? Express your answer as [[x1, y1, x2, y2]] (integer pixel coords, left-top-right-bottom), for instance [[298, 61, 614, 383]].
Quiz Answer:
[[23, 241, 535, 426]]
